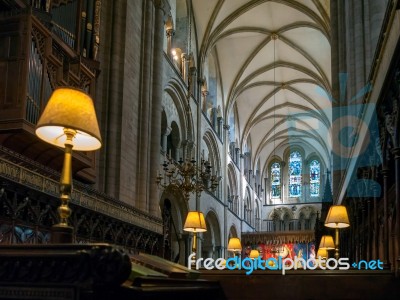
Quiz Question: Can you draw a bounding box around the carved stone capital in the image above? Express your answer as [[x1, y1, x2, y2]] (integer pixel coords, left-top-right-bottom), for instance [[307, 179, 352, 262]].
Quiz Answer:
[[166, 28, 175, 37], [163, 126, 172, 136], [392, 147, 400, 160], [152, 0, 171, 18], [202, 90, 209, 97]]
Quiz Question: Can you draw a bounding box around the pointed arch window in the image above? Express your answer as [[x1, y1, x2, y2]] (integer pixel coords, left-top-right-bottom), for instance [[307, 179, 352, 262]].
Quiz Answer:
[[289, 151, 302, 197], [270, 162, 281, 199], [310, 160, 320, 197]]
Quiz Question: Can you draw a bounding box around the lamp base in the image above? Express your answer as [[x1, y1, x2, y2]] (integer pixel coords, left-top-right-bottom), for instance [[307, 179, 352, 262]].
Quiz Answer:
[[51, 224, 74, 243]]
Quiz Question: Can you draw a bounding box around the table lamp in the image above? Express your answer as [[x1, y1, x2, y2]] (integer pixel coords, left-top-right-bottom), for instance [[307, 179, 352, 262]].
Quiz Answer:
[[183, 211, 207, 262], [35, 87, 102, 243], [249, 249, 260, 259], [227, 237, 242, 258], [324, 205, 350, 259]]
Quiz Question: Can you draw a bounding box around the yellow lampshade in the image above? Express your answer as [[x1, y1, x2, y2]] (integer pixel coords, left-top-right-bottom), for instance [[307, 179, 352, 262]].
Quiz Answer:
[[325, 205, 350, 228], [227, 237, 242, 252], [249, 249, 260, 259], [183, 211, 207, 232], [319, 235, 335, 250], [317, 248, 328, 258], [36, 87, 102, 151]]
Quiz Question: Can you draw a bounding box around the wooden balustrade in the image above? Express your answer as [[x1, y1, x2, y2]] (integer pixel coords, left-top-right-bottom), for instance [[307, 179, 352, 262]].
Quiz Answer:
[[0, 5, 100, 183]]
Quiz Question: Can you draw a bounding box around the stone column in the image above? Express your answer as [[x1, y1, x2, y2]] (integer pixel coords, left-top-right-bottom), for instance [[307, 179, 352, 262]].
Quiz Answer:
[[136, 0, 154, 211], [222, 122, 229, 253], [201, 89, 209, 112], [217, 117, 223, 138], [215, 246, 223, 259], [166, 28, 174, 59], [235, 148, 240, 165], [149, 0, 170, 216], [189, 65, 197, 97], [161, 126, 172, 153], [181, 53, 189, 84]]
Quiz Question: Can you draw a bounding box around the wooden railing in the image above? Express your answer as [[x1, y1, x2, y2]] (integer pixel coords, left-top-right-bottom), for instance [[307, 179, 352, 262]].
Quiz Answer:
[[0, 7, 100, 183]]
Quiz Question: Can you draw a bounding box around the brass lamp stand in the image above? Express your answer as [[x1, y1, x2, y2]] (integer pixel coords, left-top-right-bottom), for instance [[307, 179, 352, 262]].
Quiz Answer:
[[183, 211, 207, 265], [35, 87, 102, 243]]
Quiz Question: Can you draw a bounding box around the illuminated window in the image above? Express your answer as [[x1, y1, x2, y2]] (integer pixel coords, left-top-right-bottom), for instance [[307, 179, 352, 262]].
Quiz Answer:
[[270, 162, 281, 198], [289, 151, 302, 197], [310, 160, 320, 197]]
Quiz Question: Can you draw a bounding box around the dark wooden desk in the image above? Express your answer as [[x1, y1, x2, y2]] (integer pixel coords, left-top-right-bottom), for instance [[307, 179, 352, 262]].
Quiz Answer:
[[0, 244, 226, 300]]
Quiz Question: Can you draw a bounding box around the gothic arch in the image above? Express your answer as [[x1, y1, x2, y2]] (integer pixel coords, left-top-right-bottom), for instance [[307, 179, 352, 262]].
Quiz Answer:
[[203, 209, 222, 260], [163, 79, 195, 142], [159, 189, 189, 265]]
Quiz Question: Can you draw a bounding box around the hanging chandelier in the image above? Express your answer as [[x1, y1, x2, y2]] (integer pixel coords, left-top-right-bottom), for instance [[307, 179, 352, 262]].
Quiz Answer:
[[156, 153, 221, 201]]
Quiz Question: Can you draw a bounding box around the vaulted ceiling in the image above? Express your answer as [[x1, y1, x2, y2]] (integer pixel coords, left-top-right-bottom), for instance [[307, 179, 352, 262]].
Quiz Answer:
[[192, 0, 332, 170]]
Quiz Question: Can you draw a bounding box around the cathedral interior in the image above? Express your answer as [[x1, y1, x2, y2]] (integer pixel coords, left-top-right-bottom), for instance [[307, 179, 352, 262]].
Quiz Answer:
[[1, 0, 400, 299]]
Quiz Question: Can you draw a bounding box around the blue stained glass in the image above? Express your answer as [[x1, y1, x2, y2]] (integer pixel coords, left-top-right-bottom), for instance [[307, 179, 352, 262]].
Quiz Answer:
[[289, 151, 302, 197], [310, 160, 320, 197], [271, 162, 281, 198]]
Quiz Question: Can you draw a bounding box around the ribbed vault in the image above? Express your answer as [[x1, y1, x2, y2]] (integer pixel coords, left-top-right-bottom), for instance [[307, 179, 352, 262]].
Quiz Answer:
[[193, 0, 331, 171]]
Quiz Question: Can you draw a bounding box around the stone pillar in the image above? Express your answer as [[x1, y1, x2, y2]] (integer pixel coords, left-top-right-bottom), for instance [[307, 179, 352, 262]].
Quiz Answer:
[[136, 0, 154, 211], [149, 0, 170, 216], [181, 53, 189, 84], [235, 148, 240, 165], [182, 233, 191, 266], [189, 65, 197, 97], [201, 89, 209, 112], [215, 246, 223, 259], [217, 117, 223, 138], [161, 126, 172, 152], [166, 28, 174, 59]]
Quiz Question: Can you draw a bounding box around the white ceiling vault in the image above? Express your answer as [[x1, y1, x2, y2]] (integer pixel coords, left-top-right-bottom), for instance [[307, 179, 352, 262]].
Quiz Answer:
[[192, 0, 332, 171]]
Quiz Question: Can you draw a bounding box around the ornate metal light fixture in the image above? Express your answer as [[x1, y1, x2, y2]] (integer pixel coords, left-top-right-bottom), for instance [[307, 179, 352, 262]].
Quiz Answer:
[[156, 153, 221, 201]]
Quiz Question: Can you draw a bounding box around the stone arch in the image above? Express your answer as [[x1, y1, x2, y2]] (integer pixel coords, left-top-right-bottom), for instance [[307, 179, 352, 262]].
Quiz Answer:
[[203, 130, 221, 173], [159, 188, 189, 265], [202, 209, 222, 260], [164, 79, 195, 143], [229, 224, 239, 239], [166, 121, 181, 160], [202, 130, 222, 196]]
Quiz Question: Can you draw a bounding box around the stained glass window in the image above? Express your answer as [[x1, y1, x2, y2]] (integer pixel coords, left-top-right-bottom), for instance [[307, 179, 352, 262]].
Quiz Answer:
[[289, 151, 302, 197], [310, 160, 320, 197], [271, 162, 281, 198]]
